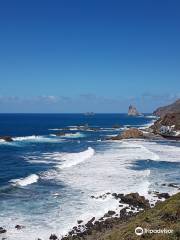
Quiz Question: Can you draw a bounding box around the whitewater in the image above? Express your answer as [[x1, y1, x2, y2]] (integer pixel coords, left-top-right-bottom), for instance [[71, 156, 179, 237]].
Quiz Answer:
[[0, 113, 179, 240]]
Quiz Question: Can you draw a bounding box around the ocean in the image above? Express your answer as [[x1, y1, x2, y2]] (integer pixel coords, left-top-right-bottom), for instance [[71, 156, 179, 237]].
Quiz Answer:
[[0, 113, 180, 240]]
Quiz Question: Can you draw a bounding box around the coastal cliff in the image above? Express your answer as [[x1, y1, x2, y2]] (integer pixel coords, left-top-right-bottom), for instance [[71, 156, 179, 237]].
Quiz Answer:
[[151, 112, 180, 135], [153, 99, 180, 117]]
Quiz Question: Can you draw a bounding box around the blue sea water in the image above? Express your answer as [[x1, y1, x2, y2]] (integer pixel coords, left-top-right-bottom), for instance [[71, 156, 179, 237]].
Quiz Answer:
[[0, 114, 179, 240]]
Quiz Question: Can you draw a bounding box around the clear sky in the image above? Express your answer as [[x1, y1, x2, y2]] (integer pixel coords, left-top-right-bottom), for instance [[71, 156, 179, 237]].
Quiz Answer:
[[0, 0, 180, 113]]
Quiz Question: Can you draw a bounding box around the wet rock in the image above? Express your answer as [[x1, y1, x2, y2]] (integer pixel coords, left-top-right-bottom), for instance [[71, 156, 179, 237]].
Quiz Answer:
[[85, 217, 95, 228], [120, 207, 128, 218], [77, 220, 83, 224], [15, 225, 25, 230], [0, 227, 7, 234], [107, 210, 116, 216], [157, 193, 170, 199], [49, 234, 58, 240], [112, 193, 124, 199], [104, 210, 116, 217], [120, 192, 150, 208], [0, 136, 13, 142], [168, 183, 179, 188]]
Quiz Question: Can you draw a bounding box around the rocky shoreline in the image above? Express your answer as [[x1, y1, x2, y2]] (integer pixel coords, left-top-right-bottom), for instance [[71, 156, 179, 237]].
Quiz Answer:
[[1, 186, 179, 240], [1, 101, 180, 240], [59, 192, 180, 240]]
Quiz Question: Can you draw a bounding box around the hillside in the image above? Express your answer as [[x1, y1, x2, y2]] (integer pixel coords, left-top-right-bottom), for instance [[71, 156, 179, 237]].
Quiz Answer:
[[62, 193, 180, 240], [153, 99, 180, 117]]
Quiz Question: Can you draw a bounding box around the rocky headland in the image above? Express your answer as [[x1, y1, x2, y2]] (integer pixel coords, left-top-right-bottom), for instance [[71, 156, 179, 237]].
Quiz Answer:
[[110, 99, 180, 141], [150, 112, 180, 136], [153, 99, 180, 117]]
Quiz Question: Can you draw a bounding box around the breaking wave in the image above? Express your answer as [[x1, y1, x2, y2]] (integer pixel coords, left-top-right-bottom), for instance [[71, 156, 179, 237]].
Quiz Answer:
[[63, 132, 85, 138], [58, 147, 95, 169], [9, 174, 39, 187], [12, 135, 64, 143]]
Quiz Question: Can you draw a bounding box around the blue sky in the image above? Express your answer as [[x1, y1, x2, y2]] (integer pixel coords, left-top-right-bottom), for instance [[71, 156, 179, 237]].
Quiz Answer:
[[0, 0, 180, 113]]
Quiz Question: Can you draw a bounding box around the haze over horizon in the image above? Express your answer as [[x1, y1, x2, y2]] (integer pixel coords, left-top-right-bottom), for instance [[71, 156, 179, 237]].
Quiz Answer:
[[0, 0, 180, 113]]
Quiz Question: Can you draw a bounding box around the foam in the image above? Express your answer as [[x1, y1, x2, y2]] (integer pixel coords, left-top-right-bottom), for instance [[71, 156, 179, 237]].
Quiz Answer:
[[9, 174, 39, 187], [12, 135, 64, 143], [131, 140, 180, 162], [58, 147, 95, 169], [145, 115, 158, 119], [63, 132, 85, 138], [2, 137, 180, 240], [48, 128, 64, 131]]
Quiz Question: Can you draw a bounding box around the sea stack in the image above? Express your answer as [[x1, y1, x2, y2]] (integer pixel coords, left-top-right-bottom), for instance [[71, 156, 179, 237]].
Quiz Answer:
[[128, 105, 140, 116]]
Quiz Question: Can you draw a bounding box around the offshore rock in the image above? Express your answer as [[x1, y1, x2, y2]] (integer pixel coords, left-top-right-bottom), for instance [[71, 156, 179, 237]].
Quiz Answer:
[[128, 105, 141, 116], [110, 128, 144, 140]]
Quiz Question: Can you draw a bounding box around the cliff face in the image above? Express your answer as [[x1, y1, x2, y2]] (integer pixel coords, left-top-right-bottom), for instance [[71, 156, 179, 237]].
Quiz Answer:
[[128, 105, 140, 116], [151, 112, 180, 134], [153, 99, 180, 117]]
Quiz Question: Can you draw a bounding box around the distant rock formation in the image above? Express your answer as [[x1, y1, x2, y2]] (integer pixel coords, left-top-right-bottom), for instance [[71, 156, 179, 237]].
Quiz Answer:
[[153, 99, 180, 117], [128, 105, 141, 116]]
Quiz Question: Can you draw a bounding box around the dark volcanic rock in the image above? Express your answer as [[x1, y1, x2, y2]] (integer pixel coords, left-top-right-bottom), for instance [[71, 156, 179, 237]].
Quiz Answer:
[[120, 192, 150, 208], [77, 220, 83, 224], [49, 234, 58, 240], [153, 99, 180, 117], [0, 136, 13, 142], [156, 193, 170, 199], [85, 217, 95, 228], [168, 183, 179, 188], [0, 227, 7, 234], [112, 193, 124, 199], [15, 225, 25, 230], [104, 210, 116, 218]]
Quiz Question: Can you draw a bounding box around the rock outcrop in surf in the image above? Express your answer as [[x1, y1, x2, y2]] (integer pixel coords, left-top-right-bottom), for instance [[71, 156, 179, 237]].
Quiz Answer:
[[0, 136, 13, 142], [110, 128, 144, 140]]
